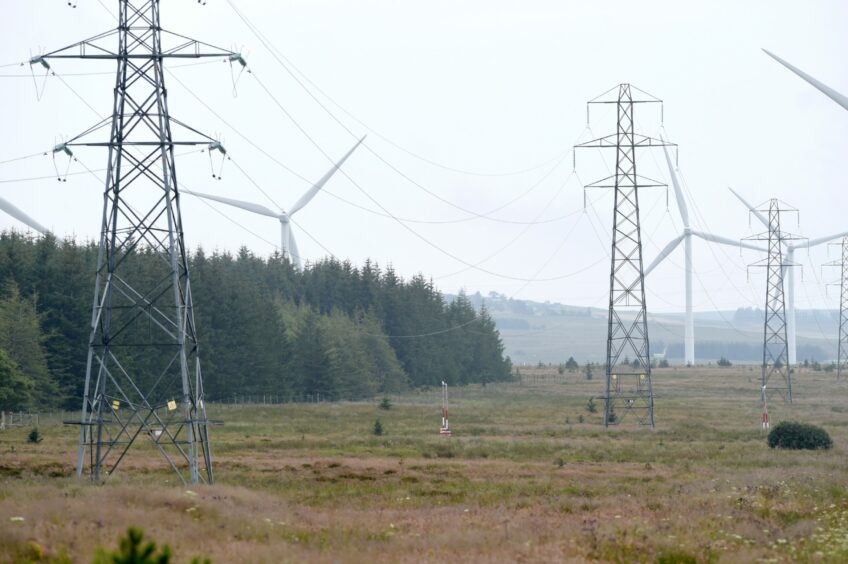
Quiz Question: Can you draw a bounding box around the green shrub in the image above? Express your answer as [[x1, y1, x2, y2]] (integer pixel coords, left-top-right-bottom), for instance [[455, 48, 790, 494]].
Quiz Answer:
[[92, 527, 210, 564], [656, 550, 697, 564], [27, 428, 42, 444], [379, 397, 392, 410], [767, 421, 832, 450], [372, 418, 383, 436], [93, 527, 172, 564]]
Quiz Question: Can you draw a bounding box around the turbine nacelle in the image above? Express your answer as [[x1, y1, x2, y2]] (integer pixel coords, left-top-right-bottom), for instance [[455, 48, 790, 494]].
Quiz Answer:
[[183, 136, 365, 270]]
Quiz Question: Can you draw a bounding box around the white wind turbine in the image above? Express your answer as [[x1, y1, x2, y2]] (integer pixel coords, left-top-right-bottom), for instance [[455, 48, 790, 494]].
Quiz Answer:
[[183, 136, 364, 269], [726, 48, 848, 365], [762, 49, 848, 112], [729, 188, 848, 366], [644, 142, 764, 366], [0, 196, 53, 239]]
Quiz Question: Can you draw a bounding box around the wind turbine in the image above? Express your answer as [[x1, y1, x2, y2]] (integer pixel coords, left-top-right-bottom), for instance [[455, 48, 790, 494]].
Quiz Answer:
[[0, 196, 53, 239], [762, 49, 848, 112], [644, 142, 764, 366], [183, 136, 364, 269], [729, 188, 848, 366], [757, 49, 848, 365]]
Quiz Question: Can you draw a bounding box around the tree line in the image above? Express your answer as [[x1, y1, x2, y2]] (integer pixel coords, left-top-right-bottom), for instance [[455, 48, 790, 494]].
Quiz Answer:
[[0, 231, 512, 411]]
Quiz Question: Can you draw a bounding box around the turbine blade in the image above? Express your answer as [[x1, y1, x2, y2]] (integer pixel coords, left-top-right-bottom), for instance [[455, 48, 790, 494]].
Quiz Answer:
[[800, 230, 848, 249], [645, 233, 685, 277], [763, 49, 848, 112], [692, 230, 764, 252], [181, 188, 280, 218], [661, 137, 689, 228], [288, 229, 302, 270], [0, 196, 50, 234], [289, 136, 365, 216], [728, 187, 768, 228]]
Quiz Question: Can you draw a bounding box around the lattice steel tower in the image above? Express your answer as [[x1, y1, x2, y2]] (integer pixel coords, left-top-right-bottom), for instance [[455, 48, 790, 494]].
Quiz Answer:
[[824, 237, 848, 380], [39, 1, 240, 484], [575, 84, 674, 427], [744, 199, 804, 405]]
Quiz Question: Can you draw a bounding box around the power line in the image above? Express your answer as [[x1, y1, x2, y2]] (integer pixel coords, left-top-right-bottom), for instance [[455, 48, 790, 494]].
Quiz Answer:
[[224, 0, 569, 179], [226, 1, 580, 223], [250, 71, 601, 283], [434, 171, 581, 280], [170, 68, 582, 227], [0, 59, 220, 78]]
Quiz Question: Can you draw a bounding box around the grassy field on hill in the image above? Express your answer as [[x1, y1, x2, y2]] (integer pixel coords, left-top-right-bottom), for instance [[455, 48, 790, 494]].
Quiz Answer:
[[2, 367, 848, 562]]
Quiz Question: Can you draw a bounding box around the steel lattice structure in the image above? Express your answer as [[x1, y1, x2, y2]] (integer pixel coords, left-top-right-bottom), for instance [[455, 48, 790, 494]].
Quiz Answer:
[[40, 1, 239, 484], [824, 237, 848, 380], [575, 84, 674, 427], [745, 199, 804, 405]]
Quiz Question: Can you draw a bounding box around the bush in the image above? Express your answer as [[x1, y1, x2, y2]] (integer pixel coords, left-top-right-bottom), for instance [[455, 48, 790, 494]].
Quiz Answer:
[[379, 397, 392, 410], [656, 550, 697, 564], [717, 357, 732, 367], [27, 428, 43, 444], [93, 527, 173, 564], [586, 398, 597, 414], [372, 418, 383, 436], [658, 359, 669, 368], [767, 421, 832, 450]]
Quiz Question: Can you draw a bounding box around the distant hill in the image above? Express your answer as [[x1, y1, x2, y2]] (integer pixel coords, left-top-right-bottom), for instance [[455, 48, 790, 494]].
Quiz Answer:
[[447, 291, 839, 365]]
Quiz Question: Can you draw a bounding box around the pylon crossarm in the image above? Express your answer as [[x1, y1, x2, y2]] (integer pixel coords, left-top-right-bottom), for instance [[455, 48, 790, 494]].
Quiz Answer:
[[584, 174, 667, 189], [41, 28, 238, 61], [575, 133, 675, 149]]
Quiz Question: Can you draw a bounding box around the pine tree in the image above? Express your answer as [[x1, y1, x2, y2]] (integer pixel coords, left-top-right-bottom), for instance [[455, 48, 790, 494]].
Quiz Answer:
[[0, 281, 58, 407]]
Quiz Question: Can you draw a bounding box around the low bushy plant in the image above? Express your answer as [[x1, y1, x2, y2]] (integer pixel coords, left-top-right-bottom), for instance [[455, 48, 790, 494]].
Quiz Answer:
[[27, 428, 42, 444], [93, 527, 172, 564], [767, 421, 832, 450]]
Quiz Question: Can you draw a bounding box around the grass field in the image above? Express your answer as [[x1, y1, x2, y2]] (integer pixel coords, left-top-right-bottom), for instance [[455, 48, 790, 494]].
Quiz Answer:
[[2, 367, 848, 562]]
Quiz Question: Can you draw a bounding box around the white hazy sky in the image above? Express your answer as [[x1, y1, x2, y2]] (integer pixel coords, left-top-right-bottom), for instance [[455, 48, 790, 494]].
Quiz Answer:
[[1, 0, 846, 316]]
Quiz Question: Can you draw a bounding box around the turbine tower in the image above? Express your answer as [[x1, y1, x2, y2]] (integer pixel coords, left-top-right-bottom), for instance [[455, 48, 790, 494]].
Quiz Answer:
[[574, 84, 675, 427], [730, 188, 848, 365], [644, 145, 764, 365], [744, 199, 804, 405], [823, 237, 848, 380], [183, 137, 364, 269], [38, 0, 241, 484]]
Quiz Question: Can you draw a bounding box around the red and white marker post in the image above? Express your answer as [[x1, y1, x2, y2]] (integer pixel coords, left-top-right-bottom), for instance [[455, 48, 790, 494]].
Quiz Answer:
[[761, 385, 770, 431], [440, 380, 451, 436]]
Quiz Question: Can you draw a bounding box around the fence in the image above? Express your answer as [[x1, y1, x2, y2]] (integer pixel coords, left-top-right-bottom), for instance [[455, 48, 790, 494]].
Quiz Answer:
[[0, 411, 39, 430]]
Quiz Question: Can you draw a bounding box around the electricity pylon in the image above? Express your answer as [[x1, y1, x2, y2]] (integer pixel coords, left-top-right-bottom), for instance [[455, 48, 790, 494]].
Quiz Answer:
[[39, 1, 241, 484], [824, 237, 848, 380], [574, 84, 675, 427], [744, 199, 805, 406]]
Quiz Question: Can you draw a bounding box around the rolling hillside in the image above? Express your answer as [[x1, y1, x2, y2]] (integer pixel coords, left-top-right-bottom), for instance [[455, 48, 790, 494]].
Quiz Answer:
[[451, 292, 839, 365]]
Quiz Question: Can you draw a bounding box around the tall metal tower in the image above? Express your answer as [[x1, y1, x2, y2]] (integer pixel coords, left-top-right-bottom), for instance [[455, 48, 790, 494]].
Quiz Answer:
[[744, 200, 804, 406], [40, 1, 240, 484], [824, 237, 848, 380], [574, 84, 674, 427]]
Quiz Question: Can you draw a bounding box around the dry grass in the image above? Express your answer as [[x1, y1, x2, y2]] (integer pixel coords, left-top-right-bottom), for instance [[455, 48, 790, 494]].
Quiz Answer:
[[2, 366, 848, 562]]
